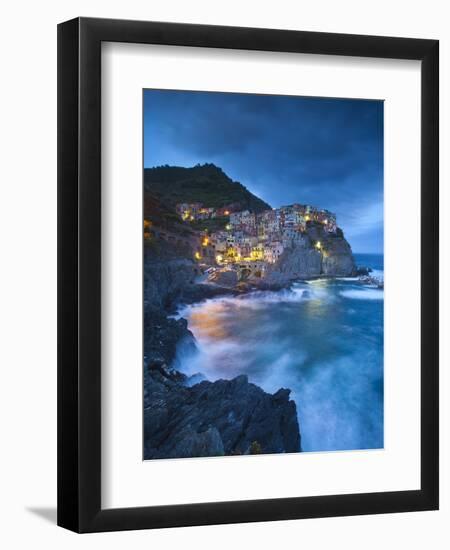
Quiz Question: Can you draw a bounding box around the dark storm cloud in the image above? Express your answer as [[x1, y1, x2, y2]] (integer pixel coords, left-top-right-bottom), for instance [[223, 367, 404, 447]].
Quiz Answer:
[[143, 89, 383, 252]]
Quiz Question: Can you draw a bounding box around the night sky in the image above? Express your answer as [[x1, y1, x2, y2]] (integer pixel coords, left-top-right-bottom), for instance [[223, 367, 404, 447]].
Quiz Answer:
[[143, 90, 384, 253]]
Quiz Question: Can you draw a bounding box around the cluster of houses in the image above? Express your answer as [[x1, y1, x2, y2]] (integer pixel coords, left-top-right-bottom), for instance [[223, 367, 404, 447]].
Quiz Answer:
[[213, 205, 336, 265], [177, 202, 337, 267]]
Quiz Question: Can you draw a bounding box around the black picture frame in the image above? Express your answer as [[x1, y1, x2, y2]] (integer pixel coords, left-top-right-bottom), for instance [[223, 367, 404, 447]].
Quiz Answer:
[[57, 17, 439, 533]]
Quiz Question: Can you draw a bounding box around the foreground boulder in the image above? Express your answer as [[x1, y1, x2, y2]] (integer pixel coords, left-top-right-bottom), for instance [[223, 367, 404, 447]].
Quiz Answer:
[[144, 370, 301, 459]]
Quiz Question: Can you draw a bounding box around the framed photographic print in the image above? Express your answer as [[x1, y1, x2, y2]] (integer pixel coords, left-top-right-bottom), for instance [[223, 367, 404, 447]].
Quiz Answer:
[[57, 17, 439, 532]]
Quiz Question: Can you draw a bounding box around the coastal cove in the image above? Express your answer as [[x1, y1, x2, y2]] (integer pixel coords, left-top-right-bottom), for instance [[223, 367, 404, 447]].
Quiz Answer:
[[174, 253, 384, 453], [143, 242, 383, 457]]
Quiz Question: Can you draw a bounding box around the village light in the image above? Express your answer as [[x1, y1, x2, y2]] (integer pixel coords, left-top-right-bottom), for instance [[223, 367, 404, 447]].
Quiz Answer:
[[202, 237, 209, 246], [216, 254, 223, 263], [195, 251, 202, 260], [315, 241, 322, 250], [224, 210, 230, 216]]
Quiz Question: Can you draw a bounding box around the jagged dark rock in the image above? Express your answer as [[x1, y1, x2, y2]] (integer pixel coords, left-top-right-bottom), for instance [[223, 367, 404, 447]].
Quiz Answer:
[[144, 256, 200, 310], [144, 306, 196, 373], [144, 237, 235, 312], [354, 266, 372, 276], [144, 369, 301, 459]]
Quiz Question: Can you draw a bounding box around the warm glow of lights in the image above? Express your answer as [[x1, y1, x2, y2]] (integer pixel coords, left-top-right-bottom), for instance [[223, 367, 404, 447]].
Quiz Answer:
[[202, 237, 210, 246], [144, 231, 151, 240], [143, 219, 152, 228], [224, 210, 230, 216], [324, 219, 328, 225], [190, 215, 194, 221], [216, 254, 223, 263], [305, 215, 310, 221], [226, 224, 232, 230], [195, 252, 202, 260], [250, 250, 264, 260], [315, 241, 322, 250]]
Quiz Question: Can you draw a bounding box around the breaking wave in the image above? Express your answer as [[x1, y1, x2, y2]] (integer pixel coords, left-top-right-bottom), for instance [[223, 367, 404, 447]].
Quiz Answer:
[[174, 273, 384, 452], [177, 285, 334, 318]]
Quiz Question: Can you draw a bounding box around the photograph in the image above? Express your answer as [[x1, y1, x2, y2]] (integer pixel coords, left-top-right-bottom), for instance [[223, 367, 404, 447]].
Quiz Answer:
[[143, 89, 384, 460]]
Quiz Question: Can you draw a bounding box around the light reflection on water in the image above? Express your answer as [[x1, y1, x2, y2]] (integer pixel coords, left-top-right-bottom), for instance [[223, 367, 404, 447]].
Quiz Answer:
[[175, 278, 384, 452]]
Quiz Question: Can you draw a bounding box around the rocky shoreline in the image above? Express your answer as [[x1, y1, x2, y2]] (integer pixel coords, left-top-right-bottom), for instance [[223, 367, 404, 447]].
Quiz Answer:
[[143, 247, 302, 460]]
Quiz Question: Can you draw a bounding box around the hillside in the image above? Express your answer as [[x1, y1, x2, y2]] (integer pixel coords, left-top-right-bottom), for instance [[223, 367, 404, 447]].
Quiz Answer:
[[144, 163, 271, 213], [143, 192, 186, 232]]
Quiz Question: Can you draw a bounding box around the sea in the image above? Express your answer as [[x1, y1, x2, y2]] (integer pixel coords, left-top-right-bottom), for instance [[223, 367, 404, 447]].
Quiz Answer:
[[175, 253, 384, 453]]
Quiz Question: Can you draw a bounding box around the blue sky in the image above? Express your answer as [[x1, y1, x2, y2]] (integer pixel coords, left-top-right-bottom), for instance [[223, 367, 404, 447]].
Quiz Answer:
[[143, 90, 383, 253]]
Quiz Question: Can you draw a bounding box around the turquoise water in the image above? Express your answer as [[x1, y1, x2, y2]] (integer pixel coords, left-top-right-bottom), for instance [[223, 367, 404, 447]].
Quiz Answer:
[[176, 254, 384, 453]]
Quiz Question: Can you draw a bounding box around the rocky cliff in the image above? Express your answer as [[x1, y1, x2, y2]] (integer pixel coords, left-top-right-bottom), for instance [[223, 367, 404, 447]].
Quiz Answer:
[[263, 224, 355, 286], [144, 247, 235, 312], [144, 256, 200, 310]]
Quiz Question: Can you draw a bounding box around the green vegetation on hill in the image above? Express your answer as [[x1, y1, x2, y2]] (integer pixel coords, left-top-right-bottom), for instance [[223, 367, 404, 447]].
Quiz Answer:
[[189, 216, 229, 234], [144, 193, 190, 234], [144, 163, 271, 213], [143, 193, 198, 259]]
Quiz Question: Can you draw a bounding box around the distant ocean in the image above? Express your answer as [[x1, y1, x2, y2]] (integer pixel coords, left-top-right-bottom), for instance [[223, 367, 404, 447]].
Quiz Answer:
[[354, 252, 384, 279], [176, 253, 384, 453]]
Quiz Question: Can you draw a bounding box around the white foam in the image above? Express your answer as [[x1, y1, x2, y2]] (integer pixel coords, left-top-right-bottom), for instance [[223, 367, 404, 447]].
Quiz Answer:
[[177, 286, 328, 318], [340, 289, 384, 300]]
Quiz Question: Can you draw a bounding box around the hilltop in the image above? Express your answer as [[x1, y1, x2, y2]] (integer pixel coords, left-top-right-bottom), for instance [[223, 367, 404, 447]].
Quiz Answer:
[[144, 163, 271, 213]]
